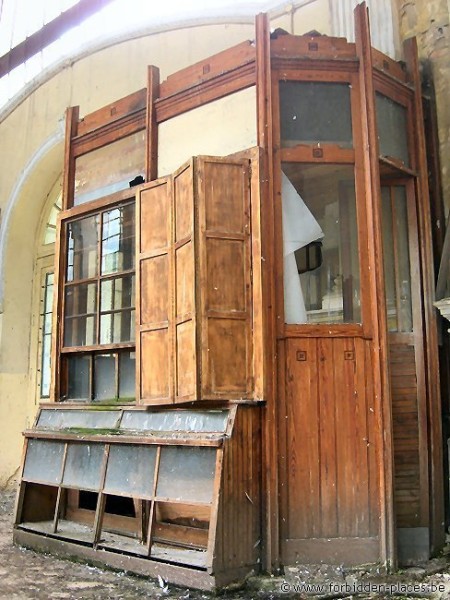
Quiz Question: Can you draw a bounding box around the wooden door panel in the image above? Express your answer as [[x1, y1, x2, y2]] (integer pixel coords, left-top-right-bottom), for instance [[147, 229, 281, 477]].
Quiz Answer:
[[282, 336, 379, 563]]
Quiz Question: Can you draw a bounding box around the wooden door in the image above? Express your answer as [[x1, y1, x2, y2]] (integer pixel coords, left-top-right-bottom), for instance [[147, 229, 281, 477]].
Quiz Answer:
[[381, 181, 429, 554]]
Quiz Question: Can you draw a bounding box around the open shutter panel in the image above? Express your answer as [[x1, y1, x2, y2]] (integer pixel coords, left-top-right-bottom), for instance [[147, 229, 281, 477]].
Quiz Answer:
[[136, 155, 253, 405], [136, 176, 173, 404]]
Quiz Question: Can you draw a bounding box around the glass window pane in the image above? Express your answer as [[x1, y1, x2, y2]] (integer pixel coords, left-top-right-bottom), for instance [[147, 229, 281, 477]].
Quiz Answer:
[[282, 164, 361, 324], [381, 186, 413, 332], [40, 272, 54, 398], [394, 187, 413, 332], [156, 447, 216, 503], [381, 188, 397, 331], [119, 351, 135, 399], [280, 81, 353, 148], [23, 440, 65, 484], [67, 355, 91, 400], [100, 275, 135, 311], [64, 283, 97, 347], [37, 409, 121, 430], [376, 93, 409, 166], [101, 204, 135, 275], [94, 354, 116, 401], [100, 309, 134, 344], [74, 131, 145, 206], [62, 443, 105, 490], [104, 445, 156, 497], [120, 410, 229, 433], [66, 215, 99, 282]]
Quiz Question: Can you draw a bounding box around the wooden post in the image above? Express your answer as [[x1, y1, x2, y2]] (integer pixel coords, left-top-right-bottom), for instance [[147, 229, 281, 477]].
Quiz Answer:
[[146, 65, 160, 182], [255, 13, 279, 572], [404, 36, 445, 555], [354, 2, 396, 568], [61, 106, 79, 211]]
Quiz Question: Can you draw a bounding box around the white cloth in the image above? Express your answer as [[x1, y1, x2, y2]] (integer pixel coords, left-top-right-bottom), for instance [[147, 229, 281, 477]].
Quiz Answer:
[[281, 172, 324, 323]]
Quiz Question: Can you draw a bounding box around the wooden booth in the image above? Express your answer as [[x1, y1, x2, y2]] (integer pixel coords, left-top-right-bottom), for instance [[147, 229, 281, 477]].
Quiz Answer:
[[14, 2, 445, 589]]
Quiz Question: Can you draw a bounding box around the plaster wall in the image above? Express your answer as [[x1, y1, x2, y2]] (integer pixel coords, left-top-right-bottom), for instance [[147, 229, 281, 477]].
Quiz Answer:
[[158, 87, 257, 177]]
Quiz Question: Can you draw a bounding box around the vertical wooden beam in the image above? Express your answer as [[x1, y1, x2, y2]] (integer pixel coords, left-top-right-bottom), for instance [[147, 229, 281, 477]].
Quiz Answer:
[[354, 2, 396, 568], [404, 36, 445, 555], [145, 66, 160, 182], [61, 106, 79, 211], [255, 13, 279, 572]]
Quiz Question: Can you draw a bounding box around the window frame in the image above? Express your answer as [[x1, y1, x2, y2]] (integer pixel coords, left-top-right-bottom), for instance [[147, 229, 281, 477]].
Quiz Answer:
[[273, 67, 371, 337], [51, 187, 138, 404]]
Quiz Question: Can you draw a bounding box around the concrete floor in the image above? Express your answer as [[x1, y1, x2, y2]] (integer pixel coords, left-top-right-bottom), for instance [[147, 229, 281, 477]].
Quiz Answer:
[[2, 489, 450, 599]]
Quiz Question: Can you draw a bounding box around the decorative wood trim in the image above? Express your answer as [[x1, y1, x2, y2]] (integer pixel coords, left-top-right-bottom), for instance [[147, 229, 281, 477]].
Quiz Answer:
[[404, 36, 445, 554], [22, 430, 224, 447], [156, 63, 255, 124], [146, 66, 160, 182], [273, 57, 359, 73], [73, 110, 145, 157], [354, 1, 395, 568], [61, 188, 137, 220], [270, 33, 357, 60], [372, 48, 408, 84], [282, 324, 370, 339], [161, 41, 255, 98], [77, 89, 146, 136], [256, 12, 279, 572], [280, 145, 355, 164]]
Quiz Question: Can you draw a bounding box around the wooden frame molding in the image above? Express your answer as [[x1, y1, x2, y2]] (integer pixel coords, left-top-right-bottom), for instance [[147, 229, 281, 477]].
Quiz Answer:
[[354, 1, 395, 567]]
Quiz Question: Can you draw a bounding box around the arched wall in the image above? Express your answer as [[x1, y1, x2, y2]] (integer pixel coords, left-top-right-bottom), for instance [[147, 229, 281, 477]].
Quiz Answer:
[[0, 4, 397, 486]]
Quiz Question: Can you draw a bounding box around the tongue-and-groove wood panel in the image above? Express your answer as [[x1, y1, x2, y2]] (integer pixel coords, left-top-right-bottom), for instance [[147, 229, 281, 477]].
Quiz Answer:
[[137, 156, 254, 404], [280, 336, 379, 565], [389, 341, 423, 527]]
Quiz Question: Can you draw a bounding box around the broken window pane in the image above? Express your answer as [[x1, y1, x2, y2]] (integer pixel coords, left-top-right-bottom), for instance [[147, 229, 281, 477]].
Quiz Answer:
[[282, 164, 361, 324]]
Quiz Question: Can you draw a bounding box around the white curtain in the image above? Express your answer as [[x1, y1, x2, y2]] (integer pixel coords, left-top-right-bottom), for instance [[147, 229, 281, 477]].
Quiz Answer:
[[282, 171, 323, 324]]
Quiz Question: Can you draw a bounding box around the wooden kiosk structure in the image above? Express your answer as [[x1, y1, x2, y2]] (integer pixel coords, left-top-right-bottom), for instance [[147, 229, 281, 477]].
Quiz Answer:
[[14, 3, 445, 588]]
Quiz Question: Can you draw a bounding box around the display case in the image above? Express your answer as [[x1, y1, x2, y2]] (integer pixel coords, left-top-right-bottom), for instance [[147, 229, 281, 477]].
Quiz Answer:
[[14, 405, 261, 590]]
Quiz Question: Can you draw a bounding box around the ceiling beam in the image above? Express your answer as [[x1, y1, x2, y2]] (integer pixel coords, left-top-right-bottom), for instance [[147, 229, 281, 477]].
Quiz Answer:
[[0, 0, 116, 79]]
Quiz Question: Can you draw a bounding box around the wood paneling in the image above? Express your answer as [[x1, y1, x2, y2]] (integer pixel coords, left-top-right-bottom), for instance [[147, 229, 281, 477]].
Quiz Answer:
[[137, 154, 258, 405], [137, 179, 172, 404], [214, 406, 261, 573], [390, 342, 421, 527], [281, 337, 379, 563]]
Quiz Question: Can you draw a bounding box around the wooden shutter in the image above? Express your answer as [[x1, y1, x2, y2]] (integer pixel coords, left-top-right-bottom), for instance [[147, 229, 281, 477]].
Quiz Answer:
[[136, 155, 255, 405], [136, 176, 173, 404]]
